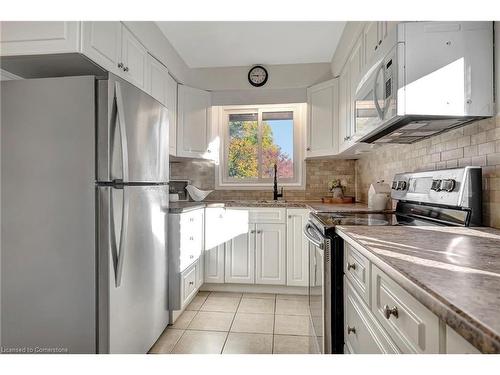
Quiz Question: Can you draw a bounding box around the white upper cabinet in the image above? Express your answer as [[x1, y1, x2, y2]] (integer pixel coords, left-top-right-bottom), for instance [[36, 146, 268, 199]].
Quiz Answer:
[[339, 34, 364, 152], [306, 78, 339, 157], [363, 21, 395, 67], [166, 74, 178, 156], [255, 223, 286, 285], [0, 21, 80, 55], [286, 209, 309, 287], [120, 25, 148, 89], [81, 22, 122, 75], [177, 84, 211, 159], [144, 53, 169, 106]]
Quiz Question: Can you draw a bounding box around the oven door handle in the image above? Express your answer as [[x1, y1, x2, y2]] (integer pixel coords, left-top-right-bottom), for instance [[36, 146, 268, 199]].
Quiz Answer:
[[304, 223, 325, 250]]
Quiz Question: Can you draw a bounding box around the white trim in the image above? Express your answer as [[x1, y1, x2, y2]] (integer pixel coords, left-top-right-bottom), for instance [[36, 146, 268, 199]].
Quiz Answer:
[[200, 283, 307, 295], [214, 103, 306, 190]]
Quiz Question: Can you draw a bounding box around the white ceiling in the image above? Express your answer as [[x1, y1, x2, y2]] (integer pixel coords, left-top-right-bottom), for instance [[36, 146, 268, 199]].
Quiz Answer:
[[156, 21, 346, 68]]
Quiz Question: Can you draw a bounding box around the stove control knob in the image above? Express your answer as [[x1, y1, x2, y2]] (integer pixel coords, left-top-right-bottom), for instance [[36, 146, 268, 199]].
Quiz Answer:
[[396, 181, 407, 190], [391, 181, 398, 190], [440, 179, 456, 192], [431, 179, 442, 192]]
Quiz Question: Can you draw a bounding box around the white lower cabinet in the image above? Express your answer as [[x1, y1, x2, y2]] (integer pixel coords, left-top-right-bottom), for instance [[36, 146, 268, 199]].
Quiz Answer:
[[204, 243, 225, 283], [255, 223, 286, 285], [224, 225, 256, 284], [168, 208, 204, 322], [342, 239, 482, 354], [446, 326, 480, 354], [286, 209, 309, 287], [344, 277, 399, 354]]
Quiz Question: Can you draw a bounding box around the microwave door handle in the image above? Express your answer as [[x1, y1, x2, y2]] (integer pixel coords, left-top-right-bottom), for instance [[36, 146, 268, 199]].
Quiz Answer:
[[114, 82, 129, 183], [373, 63, 385, 119]]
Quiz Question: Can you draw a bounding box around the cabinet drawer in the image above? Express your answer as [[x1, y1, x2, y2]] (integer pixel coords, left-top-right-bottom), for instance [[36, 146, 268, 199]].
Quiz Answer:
[[181, 263, 198, 307], [371, 265, 439, 353], [179, 209, 204, 269], [248, 208, 286, 223], [344, 242, 371, 306], [345, 277, 398, 354]]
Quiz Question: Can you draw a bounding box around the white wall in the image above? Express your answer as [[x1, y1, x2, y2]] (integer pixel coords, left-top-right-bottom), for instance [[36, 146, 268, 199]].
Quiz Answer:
[[126, 22, 332, 105]]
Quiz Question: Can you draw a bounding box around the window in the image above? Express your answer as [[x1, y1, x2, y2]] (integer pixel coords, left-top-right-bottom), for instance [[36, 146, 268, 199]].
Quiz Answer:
[[216, 104, 305, 189]]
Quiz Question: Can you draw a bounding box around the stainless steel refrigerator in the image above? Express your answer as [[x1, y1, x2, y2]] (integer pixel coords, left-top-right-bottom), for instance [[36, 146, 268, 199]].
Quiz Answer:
[[1, 74, 170, 353]]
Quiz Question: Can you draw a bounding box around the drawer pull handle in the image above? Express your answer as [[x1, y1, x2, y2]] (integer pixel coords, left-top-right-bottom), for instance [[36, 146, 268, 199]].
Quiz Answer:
[[384, 305, 399, 319], [189, 218, 194, 222], [347, 262, 356, 271], [190, 255, 194, 259], [189, 281, 194, 285], [347, 325, 356, 335]]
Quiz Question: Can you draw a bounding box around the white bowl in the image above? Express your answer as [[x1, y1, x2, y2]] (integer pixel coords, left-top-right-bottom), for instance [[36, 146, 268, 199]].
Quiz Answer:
[[186, 184, 213, 202]]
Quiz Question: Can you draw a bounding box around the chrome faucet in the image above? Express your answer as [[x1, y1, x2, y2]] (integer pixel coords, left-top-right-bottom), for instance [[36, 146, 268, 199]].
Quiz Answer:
[[273, 163, 283, 201]]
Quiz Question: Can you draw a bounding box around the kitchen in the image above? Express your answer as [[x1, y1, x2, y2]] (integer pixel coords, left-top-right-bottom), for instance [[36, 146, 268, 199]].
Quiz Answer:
[[1, 1, 500, 373]]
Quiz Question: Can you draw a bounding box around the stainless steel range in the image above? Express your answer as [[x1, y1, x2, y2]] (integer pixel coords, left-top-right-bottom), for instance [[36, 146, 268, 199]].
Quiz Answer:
[[304, 166, 482, 354]]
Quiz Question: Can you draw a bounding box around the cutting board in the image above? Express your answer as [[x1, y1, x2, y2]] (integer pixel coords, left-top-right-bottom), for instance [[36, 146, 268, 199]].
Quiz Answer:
[[321, 196, 355, 204]]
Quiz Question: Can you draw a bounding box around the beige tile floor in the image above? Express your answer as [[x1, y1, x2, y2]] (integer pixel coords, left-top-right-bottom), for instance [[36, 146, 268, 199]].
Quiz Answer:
[[149, 291, 319, 354]]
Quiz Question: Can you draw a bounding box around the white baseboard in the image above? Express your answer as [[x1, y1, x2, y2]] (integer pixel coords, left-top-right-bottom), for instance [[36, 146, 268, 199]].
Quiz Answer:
[[200, 283, 308, 295]]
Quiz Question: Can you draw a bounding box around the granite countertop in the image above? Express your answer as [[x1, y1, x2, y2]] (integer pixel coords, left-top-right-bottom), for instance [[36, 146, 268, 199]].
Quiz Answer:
[[168, 200, 391, 213], [335, 225, 500, 353]]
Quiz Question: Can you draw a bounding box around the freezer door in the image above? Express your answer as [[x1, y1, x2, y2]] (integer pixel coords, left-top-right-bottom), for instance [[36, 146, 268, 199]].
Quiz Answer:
[[97, 185, 169, 354], [97, 74, 169, 183]]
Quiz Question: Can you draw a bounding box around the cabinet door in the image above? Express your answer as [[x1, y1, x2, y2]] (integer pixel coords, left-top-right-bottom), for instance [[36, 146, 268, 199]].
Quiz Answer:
[[81, 21, 121, 75], [255, 223, 286, 285], [338, 66, 350, 151], [0, 21, 79, 56], [306, 79, 339, 157], [348, 35, 364, 139], [286, 210, 309, 287], [145, 54, 169, 106], [224, 225, 255, 284], [177, 85, 211, 159], [204, 243, 225, 284], [121, 25, 148, 89], [363, 21, 379, 67], [166, 74, 178, 156]]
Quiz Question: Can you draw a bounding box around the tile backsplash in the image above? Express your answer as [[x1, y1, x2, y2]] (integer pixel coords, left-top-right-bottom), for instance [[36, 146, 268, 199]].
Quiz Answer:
[[170, 158, 356, 201], [356, 116, 500, 228], [170, 116, 500, 228]]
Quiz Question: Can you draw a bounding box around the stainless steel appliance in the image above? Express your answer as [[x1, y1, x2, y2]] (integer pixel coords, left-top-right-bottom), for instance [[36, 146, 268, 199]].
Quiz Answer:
[[304, 166, 482, 353], [1, 74, 170, 353], [354, 21, 494, 144]]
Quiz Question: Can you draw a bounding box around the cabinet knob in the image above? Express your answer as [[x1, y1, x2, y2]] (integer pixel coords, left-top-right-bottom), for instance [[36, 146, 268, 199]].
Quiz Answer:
[[189, 236, 194, 241], [189, 218, 194, 222], [306, 147, 311, 151], [189, 281, 194, 285], [190, 255, 194, 259], [250, 230, 256, 234], [347, 325, 356, 335], [257, 230, 262, 234], [347, 262, 356, 271], [288, 215, 292, 219], [383, 305, 399, 319], [118, 62, 124, 69], [207, 149, 212, 153], [123, 66, 129, 72]]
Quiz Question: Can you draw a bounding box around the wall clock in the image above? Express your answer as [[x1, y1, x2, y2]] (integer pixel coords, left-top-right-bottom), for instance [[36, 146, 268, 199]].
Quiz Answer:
[[248, 65, 268, 87]]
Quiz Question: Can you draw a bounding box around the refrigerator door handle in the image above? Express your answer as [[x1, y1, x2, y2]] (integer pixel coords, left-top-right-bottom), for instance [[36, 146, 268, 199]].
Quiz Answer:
[[110, 186, 129, 287], [114, 81, 129, 182]]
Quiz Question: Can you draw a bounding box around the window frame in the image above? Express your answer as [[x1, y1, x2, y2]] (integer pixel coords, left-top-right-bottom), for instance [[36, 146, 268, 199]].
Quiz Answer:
[[215, 103, 306, 190]]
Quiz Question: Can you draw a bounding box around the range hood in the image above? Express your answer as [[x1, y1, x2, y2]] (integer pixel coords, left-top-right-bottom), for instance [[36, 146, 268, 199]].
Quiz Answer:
[[353, 21, 494, 144]]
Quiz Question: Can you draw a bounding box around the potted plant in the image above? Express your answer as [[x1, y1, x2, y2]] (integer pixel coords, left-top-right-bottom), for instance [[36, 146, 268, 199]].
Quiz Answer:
[[329, 179, 345, 199]]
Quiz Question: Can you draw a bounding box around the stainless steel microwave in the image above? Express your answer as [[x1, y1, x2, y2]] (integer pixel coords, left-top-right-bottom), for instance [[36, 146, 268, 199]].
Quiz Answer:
[[353, 21, 494, 144]]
